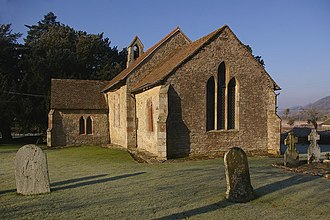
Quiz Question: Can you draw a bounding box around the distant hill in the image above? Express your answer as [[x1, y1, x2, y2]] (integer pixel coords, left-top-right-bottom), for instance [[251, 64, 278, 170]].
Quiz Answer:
[[304, 96, 330, 111], [280, 95, 330, 118]]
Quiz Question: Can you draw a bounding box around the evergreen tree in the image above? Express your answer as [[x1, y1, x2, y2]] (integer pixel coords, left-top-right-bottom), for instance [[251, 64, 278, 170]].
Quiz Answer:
[[20, 12, 127, 133], [0, 24, 23, 142]]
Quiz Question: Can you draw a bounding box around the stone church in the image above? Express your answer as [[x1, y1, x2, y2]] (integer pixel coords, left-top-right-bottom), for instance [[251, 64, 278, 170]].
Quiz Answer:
[[47, 25, 281, 159]]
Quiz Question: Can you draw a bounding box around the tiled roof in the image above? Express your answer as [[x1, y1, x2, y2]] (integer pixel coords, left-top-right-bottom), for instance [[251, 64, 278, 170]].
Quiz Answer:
[[131, 26, 226, 92], [131, 25, 280, 92], [50, 79, 109, 110], [101, 27, 191, 92]]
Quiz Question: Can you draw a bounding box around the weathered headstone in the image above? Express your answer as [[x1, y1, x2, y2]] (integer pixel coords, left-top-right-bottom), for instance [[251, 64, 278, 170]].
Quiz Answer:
[[224, 147, 254, 203], [15, 144, 50, 195], [307, 129, 321, 163], [284, 132, 299, 167]]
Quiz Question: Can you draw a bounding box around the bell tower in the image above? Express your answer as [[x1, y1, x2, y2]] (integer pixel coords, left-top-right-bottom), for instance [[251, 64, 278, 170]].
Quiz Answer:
[[127, 36, 144, 68]]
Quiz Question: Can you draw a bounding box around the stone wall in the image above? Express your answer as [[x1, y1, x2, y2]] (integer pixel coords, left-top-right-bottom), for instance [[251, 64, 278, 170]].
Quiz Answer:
[[165, 27, 280, 157], [106, 85, 128, 148], [48, 109, 109, 147], [135, 86, 163, 157], [125, 30, 190, 150]]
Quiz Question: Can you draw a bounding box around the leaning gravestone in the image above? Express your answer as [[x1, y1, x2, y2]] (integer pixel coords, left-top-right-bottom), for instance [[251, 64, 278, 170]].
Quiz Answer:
[[307, 129, 321, 163], [15, 144, 50, 195], [284, 132, 299, 167], [224, 147, 254, 203]]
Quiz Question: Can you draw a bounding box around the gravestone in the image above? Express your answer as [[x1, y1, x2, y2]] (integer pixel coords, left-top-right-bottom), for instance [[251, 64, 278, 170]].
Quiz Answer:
[[224, 147, 254, 203], [15, 144, 50, 195], [284, 132, 299, 167], [307, 129, 321, 163]]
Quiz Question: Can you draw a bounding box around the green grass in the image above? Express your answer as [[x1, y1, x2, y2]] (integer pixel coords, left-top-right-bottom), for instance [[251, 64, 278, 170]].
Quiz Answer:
[[1, 145, 330, 219]]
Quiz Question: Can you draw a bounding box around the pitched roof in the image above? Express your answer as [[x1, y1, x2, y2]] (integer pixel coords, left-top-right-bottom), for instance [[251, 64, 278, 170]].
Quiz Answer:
[[131, 25, 280, 92], [50, 79, 109, 110], [101, 27, 191, 92]]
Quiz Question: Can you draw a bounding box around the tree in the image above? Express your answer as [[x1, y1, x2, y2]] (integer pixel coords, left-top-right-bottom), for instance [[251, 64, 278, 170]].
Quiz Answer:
[[287, 117, 295, 126], [0, 24, 23, 142], [19, 12, 127, 132], [305, 108, 321, 129], [245, 45, 265, 67], [283, 108, 290, 119]]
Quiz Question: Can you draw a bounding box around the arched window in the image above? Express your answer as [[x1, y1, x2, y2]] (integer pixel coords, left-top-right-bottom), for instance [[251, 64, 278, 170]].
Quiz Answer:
[[79, 116, 85, 134], [217, 62, 226, 130], [86, 116, 93, 134], [206, 76, 215, 131], [147, 99, 154, 132], [227, 78, 236, 129], [134, 45, 140, 59]]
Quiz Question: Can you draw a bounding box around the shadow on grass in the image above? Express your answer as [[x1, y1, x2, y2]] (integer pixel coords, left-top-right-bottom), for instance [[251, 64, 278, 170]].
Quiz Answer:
[[52, 172, 146, 191], [155, 200, 234, 220], [51, 174, 108, 187], [0, 172, 146, 195], [155, 174, 317, 219], [254, 174, 317, 197]]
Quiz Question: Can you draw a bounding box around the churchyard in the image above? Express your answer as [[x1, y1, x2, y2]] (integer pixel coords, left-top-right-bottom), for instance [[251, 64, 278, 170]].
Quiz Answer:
[[1, 145, 330, 219]]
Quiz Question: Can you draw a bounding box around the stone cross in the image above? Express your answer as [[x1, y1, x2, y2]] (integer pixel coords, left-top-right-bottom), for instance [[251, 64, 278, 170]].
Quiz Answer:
[[284, 132, 299, 167], [224, 147, 254, 203], [307, 129, 321, 163], [15, 145, 50, 195]]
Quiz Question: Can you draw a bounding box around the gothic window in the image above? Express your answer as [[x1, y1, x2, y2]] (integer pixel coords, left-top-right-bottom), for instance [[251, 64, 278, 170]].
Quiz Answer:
[[217, 62, 226, 130], [206, 76, 215, 131], [147, 99, 154, 132], [206, 61, 239, 132], [227, 78, 236, 129], [86, 116, 93, 134], [79, 116, 85, 134]]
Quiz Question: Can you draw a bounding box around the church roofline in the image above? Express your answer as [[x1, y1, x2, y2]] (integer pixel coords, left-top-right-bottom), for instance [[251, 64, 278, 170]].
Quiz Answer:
[[101, 27, 191, 93], [131, 25, 281, 92]]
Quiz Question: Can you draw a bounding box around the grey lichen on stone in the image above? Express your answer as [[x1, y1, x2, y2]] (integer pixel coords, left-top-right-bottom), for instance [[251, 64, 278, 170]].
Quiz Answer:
[[284, 132, 299, 167], [15, 144, 50, 195], [224, 147, 254, 203]]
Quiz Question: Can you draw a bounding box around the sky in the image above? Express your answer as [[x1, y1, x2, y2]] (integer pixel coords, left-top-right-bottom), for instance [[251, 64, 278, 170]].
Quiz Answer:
[[1, 0, 329, 109]]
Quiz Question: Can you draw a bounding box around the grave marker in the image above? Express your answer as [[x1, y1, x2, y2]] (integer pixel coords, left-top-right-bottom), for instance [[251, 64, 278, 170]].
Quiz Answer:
[[224, 147, 254, 203], [284, 132, 299, 167], [307, 129, 320, 163], [15, 144, 50, 195]]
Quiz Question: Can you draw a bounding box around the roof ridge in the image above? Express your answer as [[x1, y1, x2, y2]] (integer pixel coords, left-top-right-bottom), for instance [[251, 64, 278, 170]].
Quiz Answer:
[[101, 27, 190, 92], [131, 25, 228, 92]]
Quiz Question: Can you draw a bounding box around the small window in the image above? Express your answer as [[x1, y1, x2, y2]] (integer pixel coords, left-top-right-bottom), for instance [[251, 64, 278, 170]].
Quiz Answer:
[[134, 45, 140, 59], [147, 99, 154, 132], [86, 116, 93, 134], [79, 116, 85, 134]]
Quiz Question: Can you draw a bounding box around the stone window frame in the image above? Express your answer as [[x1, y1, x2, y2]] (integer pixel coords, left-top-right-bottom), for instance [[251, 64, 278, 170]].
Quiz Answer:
[[79, 115, 94, 135], [206, 61, 239, 132], [79, 116, 85, 135], [86, 116, 93, 135], [113, 93, 121, 128], [146, 98, 154, 132]]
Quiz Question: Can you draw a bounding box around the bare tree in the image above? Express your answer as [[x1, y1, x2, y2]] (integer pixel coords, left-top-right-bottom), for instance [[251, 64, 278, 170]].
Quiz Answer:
[[305, 108, 321, 129]]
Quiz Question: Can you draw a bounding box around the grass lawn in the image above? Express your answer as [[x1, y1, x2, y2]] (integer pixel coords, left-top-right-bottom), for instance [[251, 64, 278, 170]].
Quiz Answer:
[[1, 145, 330, 220]]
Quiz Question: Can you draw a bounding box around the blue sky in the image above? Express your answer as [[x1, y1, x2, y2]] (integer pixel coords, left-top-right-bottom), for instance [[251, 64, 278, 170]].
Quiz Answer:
[[1, 0, 329, 109]]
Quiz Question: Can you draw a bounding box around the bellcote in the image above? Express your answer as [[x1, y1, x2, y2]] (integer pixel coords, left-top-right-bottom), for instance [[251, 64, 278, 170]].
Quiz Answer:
[[127, 36, 144, 68]]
